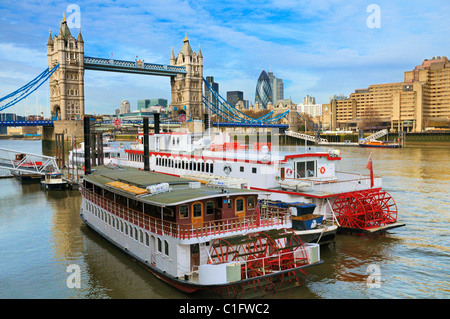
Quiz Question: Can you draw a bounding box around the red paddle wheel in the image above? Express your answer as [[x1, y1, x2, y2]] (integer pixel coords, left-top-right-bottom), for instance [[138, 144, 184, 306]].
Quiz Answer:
[[332, 189, 398, 231], [209, 229, 311, 298]]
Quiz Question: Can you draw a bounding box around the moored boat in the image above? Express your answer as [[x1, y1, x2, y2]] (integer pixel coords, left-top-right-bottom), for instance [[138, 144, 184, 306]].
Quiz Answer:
[[359, 140, 401, 148], [114, 131, 405, 235], [79, 165, 323, 298], [40, 172, 69, 190]]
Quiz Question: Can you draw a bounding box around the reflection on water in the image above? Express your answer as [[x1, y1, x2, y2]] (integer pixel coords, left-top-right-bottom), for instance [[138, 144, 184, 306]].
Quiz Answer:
[[0, 139, 449, 299]]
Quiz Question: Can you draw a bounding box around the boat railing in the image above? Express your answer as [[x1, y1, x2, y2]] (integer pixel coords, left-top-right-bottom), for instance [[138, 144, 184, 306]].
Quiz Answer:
[[282, 171, 381, 194], [81, 187, 291, 240]]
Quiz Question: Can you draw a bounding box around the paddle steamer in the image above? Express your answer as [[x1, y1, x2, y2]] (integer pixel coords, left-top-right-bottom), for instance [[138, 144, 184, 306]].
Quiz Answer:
[[115, 131, 404, 234], [80, 165, 322, 298]]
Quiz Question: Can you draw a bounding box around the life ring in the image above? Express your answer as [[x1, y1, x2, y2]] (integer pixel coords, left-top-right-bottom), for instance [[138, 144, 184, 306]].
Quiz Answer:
[[285, 168, 293, 177], [119, 142, 124, 148], [320, 167, 325, 174]]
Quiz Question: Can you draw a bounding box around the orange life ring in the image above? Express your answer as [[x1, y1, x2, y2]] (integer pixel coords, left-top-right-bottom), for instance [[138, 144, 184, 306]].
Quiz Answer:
[[320, 167, 325, 174]]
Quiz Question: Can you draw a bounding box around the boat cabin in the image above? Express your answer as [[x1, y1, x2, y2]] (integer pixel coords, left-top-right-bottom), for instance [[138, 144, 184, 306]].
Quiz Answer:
[[80, 166, 292, 282]]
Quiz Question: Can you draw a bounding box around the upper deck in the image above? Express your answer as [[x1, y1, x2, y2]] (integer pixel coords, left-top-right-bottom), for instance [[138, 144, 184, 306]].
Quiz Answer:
[[81, 166, 291, 243]]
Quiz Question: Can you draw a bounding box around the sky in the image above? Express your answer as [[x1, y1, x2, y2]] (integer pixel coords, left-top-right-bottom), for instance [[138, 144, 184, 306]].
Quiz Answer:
[[1, 0, 450, 117]]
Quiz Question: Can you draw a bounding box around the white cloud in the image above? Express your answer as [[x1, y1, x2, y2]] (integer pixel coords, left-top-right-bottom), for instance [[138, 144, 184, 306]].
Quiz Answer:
[[2, 0, 450, 114]]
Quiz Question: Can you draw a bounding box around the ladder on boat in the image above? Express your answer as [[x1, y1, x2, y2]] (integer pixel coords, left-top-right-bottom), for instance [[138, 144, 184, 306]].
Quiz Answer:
[[0, 148, 61, 175]]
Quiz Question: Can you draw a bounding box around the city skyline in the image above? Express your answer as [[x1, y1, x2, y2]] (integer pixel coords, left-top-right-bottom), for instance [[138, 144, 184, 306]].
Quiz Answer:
[[1, 1, 450, 116]]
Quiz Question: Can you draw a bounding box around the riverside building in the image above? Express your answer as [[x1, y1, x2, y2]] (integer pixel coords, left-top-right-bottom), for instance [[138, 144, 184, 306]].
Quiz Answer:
[[321, 56, 450, 132]]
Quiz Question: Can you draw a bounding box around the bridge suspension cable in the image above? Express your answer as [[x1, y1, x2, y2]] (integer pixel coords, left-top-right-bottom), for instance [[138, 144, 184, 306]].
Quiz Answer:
[[0, 64, 59, 112], [202, 77, 289, 124]]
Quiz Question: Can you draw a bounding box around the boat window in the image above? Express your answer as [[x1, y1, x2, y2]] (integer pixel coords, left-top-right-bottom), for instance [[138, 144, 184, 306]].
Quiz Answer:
[[134, 227, 138, 241], [193, 203, 202, 218], [129, 226, 133, 238], [202, 162, 205, 172], [236, 198, 244, 212], [252, 167, 257, 174], [210, 163, 214, 173], [205, 163, 209, 173], [179, 205, 189, 218], [296, 161, 316, 178], [240, 166, 244, 172], [307, 161, 315, 177], [158, 238, 162, 252], [145, 233, 149, 246], [206, 201, 214, 215], [139, 230, 144, 243], [248, 197, 255, 209], [124, 223, 128, 235], [164, 240, 169, 256]]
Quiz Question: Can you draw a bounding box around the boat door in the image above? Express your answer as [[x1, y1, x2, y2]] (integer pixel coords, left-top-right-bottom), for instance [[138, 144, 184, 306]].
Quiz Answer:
[[191, 201, 203, 228], [191, 244, 200, 271], [235, 197, 245, 221]]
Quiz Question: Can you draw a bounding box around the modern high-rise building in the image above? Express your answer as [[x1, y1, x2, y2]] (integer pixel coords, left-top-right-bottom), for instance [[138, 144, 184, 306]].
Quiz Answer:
[[204, 76, 219, 109], [321, 56, 450, 132], [303, 95, 316, 105], [255, 70, 272, 109], [227, 91, 243, 107], [137, 99, 168, 110], [268, 71, 284, 104], [120, 100, 130, 114]]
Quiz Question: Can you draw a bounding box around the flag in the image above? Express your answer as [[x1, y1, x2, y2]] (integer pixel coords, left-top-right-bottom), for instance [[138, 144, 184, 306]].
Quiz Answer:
[[367, 153, 374, 188]]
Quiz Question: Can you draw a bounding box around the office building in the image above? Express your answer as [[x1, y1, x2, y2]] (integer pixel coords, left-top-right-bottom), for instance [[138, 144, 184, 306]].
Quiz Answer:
[[268, 71, 284, 104], [227, 91, 244, 107], [321, 56, 450, 132], [255, 70, 272, 109]]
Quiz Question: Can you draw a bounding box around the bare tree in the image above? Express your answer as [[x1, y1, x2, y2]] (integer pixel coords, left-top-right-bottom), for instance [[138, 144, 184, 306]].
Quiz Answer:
[[359, 106, 382, 131]]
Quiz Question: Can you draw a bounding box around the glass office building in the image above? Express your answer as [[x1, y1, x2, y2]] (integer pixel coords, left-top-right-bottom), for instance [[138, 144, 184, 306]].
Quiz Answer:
[[254, 70, 272, 109]]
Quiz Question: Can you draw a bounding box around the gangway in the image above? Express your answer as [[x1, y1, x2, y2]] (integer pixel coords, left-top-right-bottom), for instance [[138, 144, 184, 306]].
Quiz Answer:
[[0, 148, 60, 175], [286, 130, 328, 143], [364, 129, 388, 141]]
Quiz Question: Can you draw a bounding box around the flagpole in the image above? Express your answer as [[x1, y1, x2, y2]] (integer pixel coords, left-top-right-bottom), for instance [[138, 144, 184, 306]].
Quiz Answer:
[[367, 152, 374, 188]]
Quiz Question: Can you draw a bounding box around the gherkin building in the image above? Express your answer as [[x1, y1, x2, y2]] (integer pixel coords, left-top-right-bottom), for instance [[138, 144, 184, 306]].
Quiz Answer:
[[255, 70, 272, 109]]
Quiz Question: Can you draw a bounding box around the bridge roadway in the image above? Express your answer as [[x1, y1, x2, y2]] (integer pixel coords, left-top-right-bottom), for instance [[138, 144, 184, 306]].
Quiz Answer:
[[83, 56, 187, 77], [0, 120, 54, 127]]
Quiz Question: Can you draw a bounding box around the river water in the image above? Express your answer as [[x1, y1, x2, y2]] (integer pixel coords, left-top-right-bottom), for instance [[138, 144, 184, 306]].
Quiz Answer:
[[0, 139, 448, 299]]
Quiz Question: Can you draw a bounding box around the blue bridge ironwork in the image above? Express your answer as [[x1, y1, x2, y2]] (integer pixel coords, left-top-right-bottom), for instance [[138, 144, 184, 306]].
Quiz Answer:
[[0, 120, 54, 127], [83, 56, 187, 76]]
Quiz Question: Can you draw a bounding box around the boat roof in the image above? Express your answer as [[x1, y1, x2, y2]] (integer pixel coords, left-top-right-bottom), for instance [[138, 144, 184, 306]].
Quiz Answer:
[[84, 165, 266, 207]]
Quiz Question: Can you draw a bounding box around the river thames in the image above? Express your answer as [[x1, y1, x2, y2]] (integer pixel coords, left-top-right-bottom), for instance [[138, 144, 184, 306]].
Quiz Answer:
[[0, 139, 448, 299]]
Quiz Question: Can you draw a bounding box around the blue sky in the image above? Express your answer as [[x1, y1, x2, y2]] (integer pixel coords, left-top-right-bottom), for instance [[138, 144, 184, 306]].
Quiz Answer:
[[1, 0, 450, 117]]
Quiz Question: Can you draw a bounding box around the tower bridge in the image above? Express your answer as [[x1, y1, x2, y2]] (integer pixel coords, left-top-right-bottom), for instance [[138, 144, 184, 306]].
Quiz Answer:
[[0, 15, 293, 141]]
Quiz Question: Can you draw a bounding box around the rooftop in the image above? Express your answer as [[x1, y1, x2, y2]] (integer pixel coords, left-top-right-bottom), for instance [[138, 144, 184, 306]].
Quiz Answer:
[[85, 165, 264, 207]]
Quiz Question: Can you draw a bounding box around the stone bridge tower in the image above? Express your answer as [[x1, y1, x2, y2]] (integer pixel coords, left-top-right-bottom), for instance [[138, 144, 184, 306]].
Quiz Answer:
[[47, 14, 85, 121], [169, 35, 203, 122]]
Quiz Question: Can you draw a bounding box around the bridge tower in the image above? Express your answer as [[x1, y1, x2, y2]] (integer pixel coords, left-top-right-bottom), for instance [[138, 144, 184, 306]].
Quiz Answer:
[[169, 35, 203, 122], [47, 14, 85, 121]]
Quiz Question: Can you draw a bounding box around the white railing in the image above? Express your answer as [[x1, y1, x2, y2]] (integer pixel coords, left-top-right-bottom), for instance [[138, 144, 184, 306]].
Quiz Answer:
[[283, 171, 382, 195], [81, 187, 291, 241], [286, 130, 328, 143], [364, 129, 388, 141]]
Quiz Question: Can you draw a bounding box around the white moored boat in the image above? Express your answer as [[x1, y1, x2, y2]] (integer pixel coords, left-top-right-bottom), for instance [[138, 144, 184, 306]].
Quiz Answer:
[[112, 130, 404, 235], [80, 165, 323, 298]]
